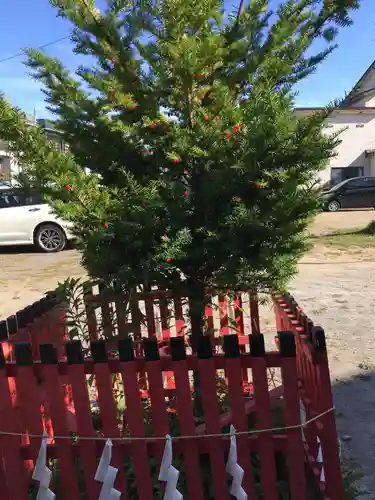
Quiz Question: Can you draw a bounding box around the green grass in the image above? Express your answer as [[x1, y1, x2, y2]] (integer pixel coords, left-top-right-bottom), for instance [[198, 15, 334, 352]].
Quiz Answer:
[[314, 220, 375, 249]]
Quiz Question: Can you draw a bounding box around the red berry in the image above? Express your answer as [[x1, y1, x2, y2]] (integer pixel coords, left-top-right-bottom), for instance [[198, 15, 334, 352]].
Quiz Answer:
[[64, 185, 71, 192], [234, 123, 241, 132], [203, 115, 209, 121], [150, 123, 156, 129], [167, 257, 173, 263], [183, 191, 188, 197], [103, 222, 109, 229], [171, 158, 181, 164]]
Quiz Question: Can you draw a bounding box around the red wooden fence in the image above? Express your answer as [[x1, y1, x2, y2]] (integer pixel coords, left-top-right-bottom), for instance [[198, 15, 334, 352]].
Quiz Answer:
[[0, 328, 343, 500], [0, 292, 68, 361], [273, 293, 343, 500]]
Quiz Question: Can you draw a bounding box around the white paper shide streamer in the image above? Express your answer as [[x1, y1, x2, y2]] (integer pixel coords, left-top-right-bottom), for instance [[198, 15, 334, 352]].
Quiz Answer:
[[158, 435, 183, 500], [32, 431, 56, 500], [95, 439, 122, 500], [316, 437, 325, 482], [226, 426, 247, 500]]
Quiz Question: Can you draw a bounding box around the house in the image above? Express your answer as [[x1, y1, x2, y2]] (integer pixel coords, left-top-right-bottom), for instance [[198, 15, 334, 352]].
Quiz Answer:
[[0, 140, 20, 182], [0, 118, 68, 183], [295, 60, 375, 186]]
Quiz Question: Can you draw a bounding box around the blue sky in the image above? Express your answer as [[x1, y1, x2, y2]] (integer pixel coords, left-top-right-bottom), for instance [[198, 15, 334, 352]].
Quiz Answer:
[[0, 0, 374, 118]]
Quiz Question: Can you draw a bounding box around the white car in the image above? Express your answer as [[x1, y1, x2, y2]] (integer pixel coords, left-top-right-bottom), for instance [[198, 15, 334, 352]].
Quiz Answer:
[[0, 188, 74, 252]]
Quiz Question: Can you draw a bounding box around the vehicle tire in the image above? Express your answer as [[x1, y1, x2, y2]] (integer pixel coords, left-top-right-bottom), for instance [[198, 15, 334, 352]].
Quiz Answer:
[[34, 224, 67, 253], [327, 200, 340, 212]]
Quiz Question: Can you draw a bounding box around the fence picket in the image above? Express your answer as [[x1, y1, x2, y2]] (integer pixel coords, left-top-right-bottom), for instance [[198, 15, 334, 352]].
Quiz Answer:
[[14, 343, 44, 470], [219, 295, 230, 335], [90, 340, 128, 499], [83, 283, 99, 340], [250, 334, 278, 500], [174, 296, 185, 336], [143, 338, 170, 462], [119, 338, 154, 500], [223, 335, 254, 498], [198, 336, 230, 500], [278, 332, 307, 500], [39, 344, 80, 500], [170, 337, 204, 500], [0, 289, 344, 500], [66, 341, 100, 500], [0, 344, 28, 499], [249, 291, 260, 335]]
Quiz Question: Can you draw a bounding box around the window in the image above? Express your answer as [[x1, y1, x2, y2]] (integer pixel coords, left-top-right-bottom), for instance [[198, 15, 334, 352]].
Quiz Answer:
[[346, 178, 368, 189], [0, 191, 23, 208], [331, 166, 364, 185], [0, 189, 41, 208], [364, 177, 375, 188]]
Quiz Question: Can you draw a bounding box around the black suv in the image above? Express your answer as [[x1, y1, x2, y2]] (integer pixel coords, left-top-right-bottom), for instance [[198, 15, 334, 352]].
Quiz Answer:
[[321, 176, 375, 212]]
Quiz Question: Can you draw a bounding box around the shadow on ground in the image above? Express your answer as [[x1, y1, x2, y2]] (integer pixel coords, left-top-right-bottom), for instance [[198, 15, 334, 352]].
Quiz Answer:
[[332, 369, 375, 499], [0, 243, 75, 255]]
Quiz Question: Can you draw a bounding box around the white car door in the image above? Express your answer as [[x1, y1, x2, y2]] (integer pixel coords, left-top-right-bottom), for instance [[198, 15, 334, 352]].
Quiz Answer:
[[0, 191, 39, 244]]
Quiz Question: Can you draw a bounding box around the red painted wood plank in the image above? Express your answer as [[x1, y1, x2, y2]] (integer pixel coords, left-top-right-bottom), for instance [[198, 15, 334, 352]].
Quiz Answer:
[[198, 355, 230, 500], [67, 363, 100, 500], [218, 295, 230, 335], [234, 295, 245, 336], [204, 301, 215, 335], [280, 337, 307, 500], [174, 296, 185, 336], [120, 360, 154, 500], [145, 357, 169, 461], [100, 300, 114, 341], [249, 291, 260, 335], [145, 297, 156, 337], [83, 285, 99, 340], [41, 359, 80, 500], [130, 295, 142, 341], [94, 362, 128, 498], [14, 357, 44, 469], [0, 352, 28, 499], [171, 345, 204, 500], [252, 357, 279, 500], [159, 298, 170, 340], [225, 355, 255, 498]]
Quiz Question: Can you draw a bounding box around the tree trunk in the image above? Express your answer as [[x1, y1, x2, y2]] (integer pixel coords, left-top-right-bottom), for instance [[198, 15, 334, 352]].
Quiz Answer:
[[188, 281, 206, 352]]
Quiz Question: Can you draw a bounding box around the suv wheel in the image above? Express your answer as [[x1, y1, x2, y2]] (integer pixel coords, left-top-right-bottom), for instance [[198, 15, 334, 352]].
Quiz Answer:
[[327, 200, 340, 212], [35, 224, 67, 252]]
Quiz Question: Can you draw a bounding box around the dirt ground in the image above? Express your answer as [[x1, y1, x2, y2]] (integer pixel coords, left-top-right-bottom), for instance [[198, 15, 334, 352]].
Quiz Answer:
[[1, 210, 375, 496]]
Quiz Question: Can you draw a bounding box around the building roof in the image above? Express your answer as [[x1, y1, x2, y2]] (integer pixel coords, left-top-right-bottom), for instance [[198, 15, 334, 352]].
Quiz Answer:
[[296, 59, 375, 111], [343, 60, 375, 105]]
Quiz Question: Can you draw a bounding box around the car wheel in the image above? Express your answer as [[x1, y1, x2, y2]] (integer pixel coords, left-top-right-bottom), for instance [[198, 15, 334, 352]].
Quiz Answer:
[[34, 224, 67, 253], [327, 200, 340, 212]]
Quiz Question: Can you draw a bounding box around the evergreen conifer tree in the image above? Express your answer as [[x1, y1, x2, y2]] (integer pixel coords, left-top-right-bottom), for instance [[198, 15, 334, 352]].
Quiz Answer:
[[0, 0, 360, 343]]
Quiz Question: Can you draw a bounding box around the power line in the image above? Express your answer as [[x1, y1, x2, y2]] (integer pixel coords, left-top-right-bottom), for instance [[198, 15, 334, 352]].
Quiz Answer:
[[0, 36, 70, 64]]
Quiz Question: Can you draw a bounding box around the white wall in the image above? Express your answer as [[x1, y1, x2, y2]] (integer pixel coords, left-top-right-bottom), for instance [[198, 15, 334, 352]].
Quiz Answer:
[[318, 111, 375, 183]]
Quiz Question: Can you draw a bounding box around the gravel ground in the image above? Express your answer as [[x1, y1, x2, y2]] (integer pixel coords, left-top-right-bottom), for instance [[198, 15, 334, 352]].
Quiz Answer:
[[1, 210, 375, 496]]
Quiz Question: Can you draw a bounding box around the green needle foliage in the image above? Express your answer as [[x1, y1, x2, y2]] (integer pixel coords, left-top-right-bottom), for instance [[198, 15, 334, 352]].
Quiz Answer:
[[0, 0, 360, 342]]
